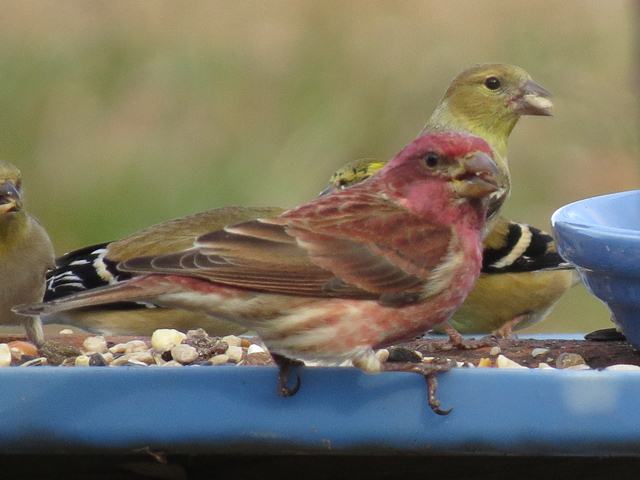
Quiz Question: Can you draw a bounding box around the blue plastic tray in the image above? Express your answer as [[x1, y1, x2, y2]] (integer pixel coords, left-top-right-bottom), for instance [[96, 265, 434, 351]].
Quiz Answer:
[[3, 344, 640, 456]]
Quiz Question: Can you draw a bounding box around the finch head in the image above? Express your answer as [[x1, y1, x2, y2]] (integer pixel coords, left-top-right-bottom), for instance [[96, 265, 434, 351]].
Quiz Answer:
[[0, 161, 23, 215], [380, 132, 499, 216], [430, 63, 553, 144]]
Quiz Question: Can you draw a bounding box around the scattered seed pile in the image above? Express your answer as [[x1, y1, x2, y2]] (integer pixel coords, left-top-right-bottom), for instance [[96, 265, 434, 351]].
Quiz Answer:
[[402, 336, 640, 370], [0, 328, 273, 368], [0, 329, 639, 370]]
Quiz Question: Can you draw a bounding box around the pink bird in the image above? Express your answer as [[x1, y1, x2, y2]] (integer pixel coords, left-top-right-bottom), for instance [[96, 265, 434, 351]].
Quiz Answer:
[[18, 132, 499, 414]]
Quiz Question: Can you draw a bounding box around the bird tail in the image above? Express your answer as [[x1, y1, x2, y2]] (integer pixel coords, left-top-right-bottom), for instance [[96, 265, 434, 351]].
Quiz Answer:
[[14, 276, 178, 317]]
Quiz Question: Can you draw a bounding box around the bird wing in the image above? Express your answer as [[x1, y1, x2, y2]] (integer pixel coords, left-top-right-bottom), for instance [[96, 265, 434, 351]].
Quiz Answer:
[[45, 242, 117, 299], [120, 191, 454, 300], [482, 216, 573, 273], [107, 206, 286, 261], [44, 207, 286, 303]]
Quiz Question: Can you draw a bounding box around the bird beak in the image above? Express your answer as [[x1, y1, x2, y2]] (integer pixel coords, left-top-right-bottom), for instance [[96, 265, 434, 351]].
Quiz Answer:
[[0, 180, 22, 214], [452, 152, 500, 199], [513, 79, 553, 116]]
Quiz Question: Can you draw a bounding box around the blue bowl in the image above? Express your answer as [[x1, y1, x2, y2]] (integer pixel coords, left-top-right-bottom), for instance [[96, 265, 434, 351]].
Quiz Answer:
[[552, 190, 640, 348]]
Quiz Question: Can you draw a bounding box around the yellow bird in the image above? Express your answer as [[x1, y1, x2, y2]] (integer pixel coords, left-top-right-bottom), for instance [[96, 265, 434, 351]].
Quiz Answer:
[[453, 217, 579, 336], [0, 161, 55, 345], [325, 63, 553, 222]]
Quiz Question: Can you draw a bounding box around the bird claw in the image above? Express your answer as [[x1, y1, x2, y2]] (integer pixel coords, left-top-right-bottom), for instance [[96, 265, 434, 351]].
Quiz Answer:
[[492, 315, 525, 339], [426, 374, 452, 416], [423, 359, 457, 414], [278, 373, 301, 397], [272, 353, 304, 398], [383, 357, 456, 415]]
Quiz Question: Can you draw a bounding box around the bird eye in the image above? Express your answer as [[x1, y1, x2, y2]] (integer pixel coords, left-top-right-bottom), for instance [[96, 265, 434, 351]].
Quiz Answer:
[[484, 76, 501, 90], [423, 152, 441, 168]]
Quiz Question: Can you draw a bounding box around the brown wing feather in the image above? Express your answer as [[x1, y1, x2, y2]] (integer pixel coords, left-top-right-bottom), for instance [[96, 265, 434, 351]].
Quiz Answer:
[[120, 191, 452, 299], [107, 206, 286, 261]]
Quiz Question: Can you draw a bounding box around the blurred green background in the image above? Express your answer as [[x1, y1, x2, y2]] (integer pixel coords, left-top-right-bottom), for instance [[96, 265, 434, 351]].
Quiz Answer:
[[1, 0, 638, 333]]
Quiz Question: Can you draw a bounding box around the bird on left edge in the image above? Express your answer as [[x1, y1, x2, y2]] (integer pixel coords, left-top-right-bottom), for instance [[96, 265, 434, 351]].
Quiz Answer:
[[17, 131, 500, 414], [0, 161, 55, 346]]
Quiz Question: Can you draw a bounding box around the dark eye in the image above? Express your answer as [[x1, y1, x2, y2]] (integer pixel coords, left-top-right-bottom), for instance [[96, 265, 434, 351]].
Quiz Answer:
[[423, 152, 440, 168], [484, 76, 501, 90]]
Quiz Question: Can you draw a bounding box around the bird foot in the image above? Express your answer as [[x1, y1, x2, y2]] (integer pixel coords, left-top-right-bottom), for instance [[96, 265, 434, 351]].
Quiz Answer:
[[492, 315, 525, 339], [424, 324, 496, 352], [272, 354, 304, 397], [426, 374, 451, 416], [383, 358, 457, 415], [279, 373, 301, 397]]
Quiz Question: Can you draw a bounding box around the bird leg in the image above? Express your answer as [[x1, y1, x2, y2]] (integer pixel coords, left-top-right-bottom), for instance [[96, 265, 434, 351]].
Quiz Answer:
[[382, 358, 457, 415], [22, 317, 45, 347], [271, 353, 304, 397], [492, 315, 525, 339], [21, 317, 81, 365]]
